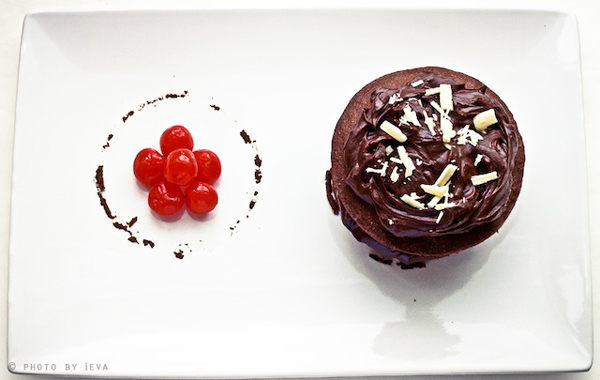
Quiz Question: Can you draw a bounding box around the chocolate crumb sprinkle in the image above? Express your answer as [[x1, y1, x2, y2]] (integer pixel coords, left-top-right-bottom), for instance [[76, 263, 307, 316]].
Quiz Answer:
[[95, 165, 116, 220], [113, 222, 130, 233], [174, 250, 184, 259], [122, 111, 134, 123], [127, 216, 138, 227], [255, 169, 262, 184], [137, 91, 188, 111], [240, 130, 253, 144], [95, 166, 106, 192], [231, 128, 262, 230], [210, 104, 221, 111], [97, 193, 114, 219], [142, 239, 155, 248], [102, 134, 114, 149], [112, 219, 145, 245]]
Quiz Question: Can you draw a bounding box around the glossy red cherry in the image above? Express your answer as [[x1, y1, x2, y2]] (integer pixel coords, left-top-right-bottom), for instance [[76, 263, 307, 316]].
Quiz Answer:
[[148, 181, 184, 216], [164, 148, 198, 186], [133, 148, 165, 186], [185, 180, 218, 214], [160, 125, 194, 156], [193, 149, 221, 184]]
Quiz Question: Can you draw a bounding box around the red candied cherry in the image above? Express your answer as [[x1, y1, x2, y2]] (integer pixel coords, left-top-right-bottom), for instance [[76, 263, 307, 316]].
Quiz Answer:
[[164, 148, 198, 186], [185, 180, 218, 214], [133, 148, 165, 186], [148, 181, 184, 216], [193, 149, 221, 184], [160, 125, 194, 156]]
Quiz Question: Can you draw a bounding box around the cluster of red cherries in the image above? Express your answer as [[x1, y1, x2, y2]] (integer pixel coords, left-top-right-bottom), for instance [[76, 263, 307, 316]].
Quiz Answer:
[[133, 125, 221, 216]]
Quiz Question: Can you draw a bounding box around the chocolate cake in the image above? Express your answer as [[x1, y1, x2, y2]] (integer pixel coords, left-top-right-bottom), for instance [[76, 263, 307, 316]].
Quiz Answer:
[[327, 67, 525, 268]]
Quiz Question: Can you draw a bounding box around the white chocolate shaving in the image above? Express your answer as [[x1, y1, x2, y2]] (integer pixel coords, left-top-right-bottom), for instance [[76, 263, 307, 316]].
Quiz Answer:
[[385, 146, 394, 155], [435, 202, 457, 210], [381, 161, 389, 177], [423, 111, 436, 135], [425, 87, 441, 96], [428, 196, 442, 208], [388, 219, 393, 225], [403, 105, 421, 127], [400, 194, 425, 210], [436, 211, 444, 224], [434, 164, 458, 186], [456, 125, 484, 146], [439, 84, 453, 111], [471, 171, 498, 185], [411, 79, 424, 87], [430, 100, 444, 115], [388, 94, 397, 105], [440, 116, 455, 143], [410, 192, 424, 199], [416, 158, 423, 166], [390, 166, 400, 183], [420, 184, 449, 197], [397, 146, 415, 177], [390, 157, 402, 164], [381, 161, 389, 174], [380, 120, 407, 143], [426, 165, 457, 208], [365, 161, 389, 177], [473, 109, 498, 131], [474, 154, 483, 166]]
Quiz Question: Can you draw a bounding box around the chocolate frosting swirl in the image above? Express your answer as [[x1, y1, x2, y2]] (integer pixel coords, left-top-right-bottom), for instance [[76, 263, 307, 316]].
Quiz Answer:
[[343, 73, 520, 238]]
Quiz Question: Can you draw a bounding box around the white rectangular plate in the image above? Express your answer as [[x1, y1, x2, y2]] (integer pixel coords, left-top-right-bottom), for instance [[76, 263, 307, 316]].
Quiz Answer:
[[8, 9, 591, 377]]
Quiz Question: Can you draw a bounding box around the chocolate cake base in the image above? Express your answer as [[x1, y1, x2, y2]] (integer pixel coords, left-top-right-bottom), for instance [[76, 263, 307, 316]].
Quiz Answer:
[[328, 67, 525, 267]]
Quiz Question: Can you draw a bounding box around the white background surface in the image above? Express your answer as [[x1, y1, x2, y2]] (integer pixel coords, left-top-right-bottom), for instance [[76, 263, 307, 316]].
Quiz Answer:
[[1, 1, 598, 380], [7, 8, 590, 378]]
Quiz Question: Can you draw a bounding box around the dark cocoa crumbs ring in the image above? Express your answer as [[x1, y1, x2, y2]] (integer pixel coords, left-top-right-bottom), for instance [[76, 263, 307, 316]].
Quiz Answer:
[[94, 93, 263, 257]]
